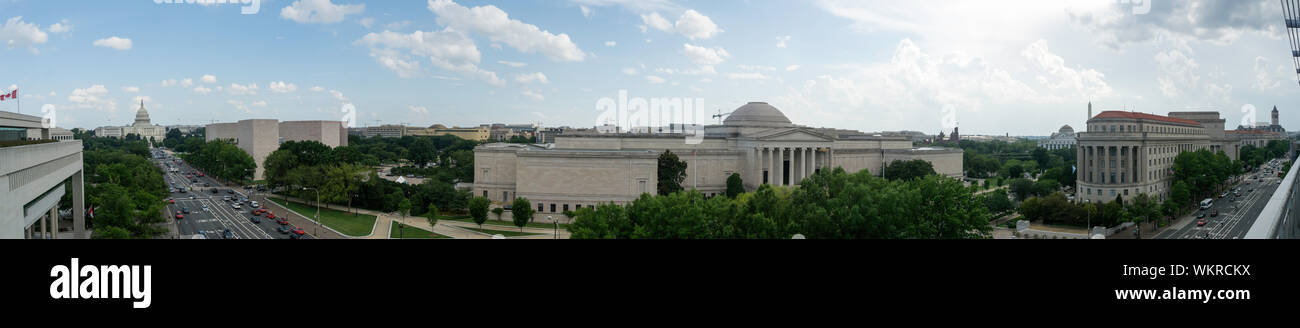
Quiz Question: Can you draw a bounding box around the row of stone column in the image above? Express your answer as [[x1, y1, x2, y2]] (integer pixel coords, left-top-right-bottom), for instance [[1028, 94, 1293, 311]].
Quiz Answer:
[[26, 207, 59, 239], [1079, 145, 1141, 185], [754, 146, 832, 187]]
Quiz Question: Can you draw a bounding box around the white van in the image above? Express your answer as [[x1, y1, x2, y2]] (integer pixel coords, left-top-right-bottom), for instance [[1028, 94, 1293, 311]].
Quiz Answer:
[[1199, 198, 1213, 210]]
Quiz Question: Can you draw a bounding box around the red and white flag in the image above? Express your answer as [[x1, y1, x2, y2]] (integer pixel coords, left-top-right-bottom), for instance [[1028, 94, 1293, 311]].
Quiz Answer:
[[87, 204, 94, 219], [0, 89, 15, 102]]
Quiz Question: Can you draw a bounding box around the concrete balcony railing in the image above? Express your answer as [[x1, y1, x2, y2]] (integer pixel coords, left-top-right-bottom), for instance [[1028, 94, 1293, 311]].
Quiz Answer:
[[0, 140, 82, 177]]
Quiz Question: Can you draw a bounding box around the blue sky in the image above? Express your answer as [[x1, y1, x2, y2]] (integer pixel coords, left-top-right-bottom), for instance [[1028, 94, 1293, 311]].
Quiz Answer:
[[0, 0, 1297, 135]]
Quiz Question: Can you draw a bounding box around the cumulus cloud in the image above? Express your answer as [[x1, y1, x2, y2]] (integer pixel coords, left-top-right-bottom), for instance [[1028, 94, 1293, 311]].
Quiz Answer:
[[427, 0, 586, 62], [67, 85, 116, 111], [355, 29, 504, 85], [229, 83, 259, 95], [514, 72, 550, 84], [498, 60, 527, 67], [181, 78, 194, 88], [48, 19, 72, 34], [0, 16, 48, 49], [640, 12, 673, 33], [639, 10, 722, 40], [409, 105, 429, 114], [92, 36, 132, 50], [605, 41, 617, 47], [269, 81, 298, 93], [281, 0, 366, 24], [122, 86, 140, 93], [522, 90, 545, 101], [786, 65, 801, 71], [622, 67, 638, 75], [193, 86, 213, 95], [776, 35, 791, 48], [646, 75, 666, 84], [682, 44, 730, 65], [201, 74, 218, 84], [1067, 0, 1278, 50]]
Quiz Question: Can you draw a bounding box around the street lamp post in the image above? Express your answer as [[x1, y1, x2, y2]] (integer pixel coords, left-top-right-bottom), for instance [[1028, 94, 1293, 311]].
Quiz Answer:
[[548, 216, 556, 239], [303, 187, 321, 236]]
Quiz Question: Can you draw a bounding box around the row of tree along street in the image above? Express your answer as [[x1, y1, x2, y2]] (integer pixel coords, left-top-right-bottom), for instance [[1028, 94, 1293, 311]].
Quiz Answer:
[[66, 133, 171, 239]]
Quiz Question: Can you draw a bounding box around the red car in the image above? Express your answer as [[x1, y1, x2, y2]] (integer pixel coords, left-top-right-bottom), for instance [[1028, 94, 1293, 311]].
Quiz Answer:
[[1246, 181, 1251, 185], [252, 211, 263, 217], [168, 199, 175, 204], [175, 213, 184, 219], [291, 227, 306, 235], [266, 213, 277, 219], [276, 218, 289, 225], [1196, 219, 1207, 227], [197, 173, 204, 177]]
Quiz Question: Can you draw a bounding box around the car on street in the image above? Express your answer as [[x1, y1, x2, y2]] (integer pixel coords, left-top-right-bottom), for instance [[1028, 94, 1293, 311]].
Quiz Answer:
[[223, 195, 231, 202], [1197, 219, 1207, 227], [227, 189, 235, 194], [210, 188, 218, 194], [249, 216, 261, 224], [292, 227, 305, 236], [222, 229, 234, 239], [252, 210, 262, 216], [289, 233, 303, 239], [175, 213, 184, 219], [182, 208, 190, 214], [232, 204, 241, 210], [1197, 213, 1206, 219], [276, 218, 288, 225], [168, 198, 175, 204], [250, 201, 260, 208], [1211, 210, 1218, 217], [277, 226, 291, 234]]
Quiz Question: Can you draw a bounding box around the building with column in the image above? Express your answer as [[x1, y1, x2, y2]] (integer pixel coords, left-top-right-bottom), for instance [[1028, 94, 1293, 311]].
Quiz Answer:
[[1037, 125, 1077, 150], [1, 110, 86, 239], [473, 102, 963, 219], [94, 101, 166, 141], [1076, 108, 1287, 204], [206, 119, 348, 179]]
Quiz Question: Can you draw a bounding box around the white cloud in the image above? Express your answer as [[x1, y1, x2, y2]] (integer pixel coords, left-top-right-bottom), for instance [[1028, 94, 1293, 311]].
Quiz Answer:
[[281, 0, 366, 24], [201, 74, 218, 84], [356, 29, 504, 85], [646, 75, 666, 84], [252, 100, 268, 107], [329, 90, 348, 102], [384, 21, 413, 30], [639, 10, 721, 40], [622, 67, 638, 75], [122, 86, 140, 93], [427, 0, 586, 62], [359, 17, 375, 28], [514, 72, 550, 84], [229, 83, 260, 95], [311, 86, 325, 92], [682, 44, 730, 65], [786, 65, 801, 71], [48, 19, 72, 34], [92, 36, 132, 50], [776, 35, 791, 48], [640, 12, 673, 33], [269, 81, 298, 93], [181, 78, 194, 88], [498, 60, 527, 67], [67, 85, 115, 111], [674, 10, 721, 40], [228, 99, 250, 112], [160, 79, 177, 87], [655, 65, 716, 75], [580, 5, 593, 18], [604, 41, 617, 47], [0, 16, 48, 49], [1153, 50, 1199, 98], [409, 105, 429, 114], [1252, 56, 1284, 92], [193, 86, 213, 95], [737, 65, 776, 71], [522, 90, 545, 101], [1067, 0, 1278, 50], [1019, 40, 1112, 99]]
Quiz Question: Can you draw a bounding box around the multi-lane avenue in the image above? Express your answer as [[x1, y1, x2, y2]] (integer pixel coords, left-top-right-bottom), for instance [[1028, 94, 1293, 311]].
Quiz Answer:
[[153, 148, 310, 239], [1156, 159, 1288, 240]]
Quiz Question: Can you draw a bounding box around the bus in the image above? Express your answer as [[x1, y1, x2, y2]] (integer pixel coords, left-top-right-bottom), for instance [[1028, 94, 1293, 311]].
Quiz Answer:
[[1200, 198, 1213, 210]]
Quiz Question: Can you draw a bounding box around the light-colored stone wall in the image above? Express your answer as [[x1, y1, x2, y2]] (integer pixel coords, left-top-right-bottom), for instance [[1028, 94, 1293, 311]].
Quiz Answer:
[[280, 121, 347, 148], [515, 150, 657, 214], [473, 147, 521, 203]]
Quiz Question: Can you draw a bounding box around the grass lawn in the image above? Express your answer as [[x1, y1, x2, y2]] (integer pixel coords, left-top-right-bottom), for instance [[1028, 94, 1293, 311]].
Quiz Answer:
[[441, 216, 570, 230], [461, 226, 544, 237], [389, 222, 451, 239], [267, 197, 376, 237]]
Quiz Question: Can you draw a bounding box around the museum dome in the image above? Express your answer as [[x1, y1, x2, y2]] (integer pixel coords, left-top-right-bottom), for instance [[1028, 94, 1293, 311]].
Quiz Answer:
[[1059, 125, 1074, 134], [724, 102, 792, 127], [134, 100, 151, 125]]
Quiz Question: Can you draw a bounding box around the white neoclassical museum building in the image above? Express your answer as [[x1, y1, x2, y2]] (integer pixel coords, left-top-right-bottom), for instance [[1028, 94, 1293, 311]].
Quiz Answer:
[[472, 102, 964, 218]]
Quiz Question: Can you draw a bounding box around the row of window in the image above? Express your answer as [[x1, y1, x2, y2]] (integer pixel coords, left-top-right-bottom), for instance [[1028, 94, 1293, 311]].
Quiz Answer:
[[1089, 124, 1200, 134]]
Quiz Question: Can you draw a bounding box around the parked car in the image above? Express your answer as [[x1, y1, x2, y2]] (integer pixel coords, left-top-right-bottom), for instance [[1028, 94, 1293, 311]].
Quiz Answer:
[[249, 216, 261, 224], [175, 213, 184, 219], [277, 226, 291, 234], [232, 204, 242, 210], [168, 199, 175, 204], [222, 229, 234, 239], [292, 227, 306, 236], [1197, 219, 1207, 227], [276, 218, 288, 225], [182, 208, 190, 214], [227, 189, 235, 194]]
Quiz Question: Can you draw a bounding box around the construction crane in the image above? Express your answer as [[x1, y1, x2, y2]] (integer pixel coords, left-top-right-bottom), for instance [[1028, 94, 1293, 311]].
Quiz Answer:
[[711, 109, 731, 125]]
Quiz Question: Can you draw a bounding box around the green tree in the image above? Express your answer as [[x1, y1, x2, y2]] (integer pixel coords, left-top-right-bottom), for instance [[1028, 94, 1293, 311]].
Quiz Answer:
[[1008, 178, 1035, 201], [426, 204, 440, 229], [491, 207, 505, 221], [984, 189, 1013, 214], [468, 197, 490, 228], [394, 192, 411, 218], [725, 173, 744, 198], [657, 150, 688, 195], [882, 159, 936, 181], [92, 226, 133, 239], [511, 198, 535, 232]]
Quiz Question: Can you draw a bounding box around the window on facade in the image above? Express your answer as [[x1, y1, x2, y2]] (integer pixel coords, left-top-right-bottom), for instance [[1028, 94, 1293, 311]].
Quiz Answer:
[[550, 204, 556, 213], [538, 203, 544, 212], [563, 204, 569, 212]]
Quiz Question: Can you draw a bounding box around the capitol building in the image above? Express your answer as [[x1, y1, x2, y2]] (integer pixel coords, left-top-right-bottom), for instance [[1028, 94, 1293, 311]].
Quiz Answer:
[[473, 102, 964, 219], [95, 101, 165, 141]]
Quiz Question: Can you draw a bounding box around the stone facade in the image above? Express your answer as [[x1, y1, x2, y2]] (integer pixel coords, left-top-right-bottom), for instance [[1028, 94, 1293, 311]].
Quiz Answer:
[[473, 102, 964, 218], [206, 119, 348, 179]]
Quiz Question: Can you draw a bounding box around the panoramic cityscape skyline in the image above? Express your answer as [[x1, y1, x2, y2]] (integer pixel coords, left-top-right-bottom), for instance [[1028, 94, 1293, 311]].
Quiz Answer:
[[0, 0, 1297, 135]]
